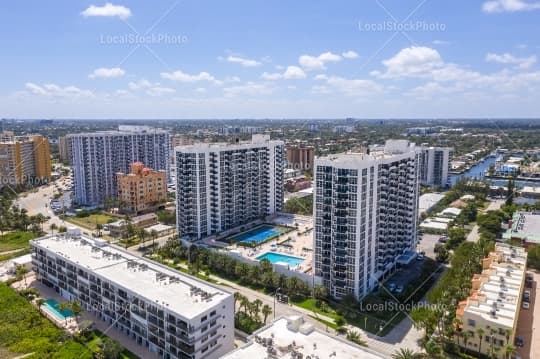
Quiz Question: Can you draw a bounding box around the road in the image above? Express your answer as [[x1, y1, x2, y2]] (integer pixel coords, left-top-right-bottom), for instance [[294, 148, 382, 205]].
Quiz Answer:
[[515, 271, 539, 359], [15, 178, 79, 233]]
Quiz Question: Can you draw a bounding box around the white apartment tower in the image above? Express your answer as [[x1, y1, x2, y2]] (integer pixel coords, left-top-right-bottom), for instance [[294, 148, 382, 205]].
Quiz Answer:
[[418, 146, 452, 187], [175, 135, 284, 241], [31, 230, 234, 359], [69, 126, 170, 206], [314, 140, 420, 300]]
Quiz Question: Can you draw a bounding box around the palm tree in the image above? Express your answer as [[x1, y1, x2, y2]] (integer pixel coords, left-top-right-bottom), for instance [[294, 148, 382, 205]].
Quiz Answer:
[[34, 213, 47, 232], [261, 304, 272, 324], [95, 223, 103, 237], [71, 300, 83, 322], [462, 331, 471, 352], [476, 327, 485, 355], [504, 328, 512, 345], [234, 292, 243, 311], [346, 330, 367, 347], [150, 229, 158, 249], [239, 296, 250, 314], [503, 344, 516, 359], [391, 348, 416, 359], [252, 299, 263, 320], [15, 265, 29, 286]]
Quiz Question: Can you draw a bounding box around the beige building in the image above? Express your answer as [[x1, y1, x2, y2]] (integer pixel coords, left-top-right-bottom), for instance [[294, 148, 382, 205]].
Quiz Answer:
[[58, 135, 72, 164], [117, 162, 167, 214], [456, 244, 527, 357], [286, 144, 314, 172], [0, 132, 51, 188]]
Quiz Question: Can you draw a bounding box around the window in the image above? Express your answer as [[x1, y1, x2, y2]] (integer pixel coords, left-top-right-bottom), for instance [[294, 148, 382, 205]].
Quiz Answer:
[[201, 315, 207, 322]]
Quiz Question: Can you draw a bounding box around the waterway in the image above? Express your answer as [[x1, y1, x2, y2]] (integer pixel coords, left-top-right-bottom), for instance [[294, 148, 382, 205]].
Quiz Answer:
[[450, 156, 540, 188]]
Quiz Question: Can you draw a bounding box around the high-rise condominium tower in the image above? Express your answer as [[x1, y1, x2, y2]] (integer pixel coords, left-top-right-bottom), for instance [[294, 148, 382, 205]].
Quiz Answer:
[[69, 126, 170, 206], [418, 146, 452, 187], [175, 135, 284, 241], [314, 140, 420, 300], [0, 132, 51, 188]]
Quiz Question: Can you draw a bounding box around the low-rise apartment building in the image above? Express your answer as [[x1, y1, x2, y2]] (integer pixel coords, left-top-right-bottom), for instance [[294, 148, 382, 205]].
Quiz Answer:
[[31, 230, 235, 359], [456, 244, 527, 357], [223, 315, 387, 359], [117, 162, 167, 214]]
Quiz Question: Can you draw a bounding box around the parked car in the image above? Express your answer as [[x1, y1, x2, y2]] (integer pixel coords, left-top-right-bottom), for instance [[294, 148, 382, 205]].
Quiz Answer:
[[395, 285, 404, 294], [387, 283, 396, 292], [522, 301, 530, 309], [515, 337, 524, 348], [416, 254, 424, 261]]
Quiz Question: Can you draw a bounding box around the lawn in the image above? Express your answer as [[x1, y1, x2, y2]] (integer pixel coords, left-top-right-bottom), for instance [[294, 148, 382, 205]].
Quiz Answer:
[[66, 213, 115, 230], [85, 330, 139, 359], [0, 283, 91, 358], [0, 231, 36, 252], [0, 248, 31, 262], [292, 260, 442, 336]]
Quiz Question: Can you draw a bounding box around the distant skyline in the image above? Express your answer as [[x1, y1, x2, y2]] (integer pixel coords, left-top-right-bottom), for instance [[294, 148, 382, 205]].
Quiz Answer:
[[1, 1, 540, 119]]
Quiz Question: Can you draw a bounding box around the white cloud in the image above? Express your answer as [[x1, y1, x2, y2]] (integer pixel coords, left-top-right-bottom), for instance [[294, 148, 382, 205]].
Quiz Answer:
[[406, 82, 459, 99], [223, 82, 274, 97], [315, 74, 382, 96], [482, 0, 540, 13], [81, 3, 131, 19], [283, 66, 306, 79], [195, 87, 207, 93], [25, 83, 93, 98], [89, 67, 125, 79], [373, 46, 444, 79], [299, 52, 342, 70], [311, 85, 330, 94], [342, 50, 359, 59], [146, 87, 176, 97], [225, 55, 262, 67], [128, 79, 157, 90], [161, 70, 216, 83], [260, 66, 306, 80], [486, 52, 537, 69], [261, 72, 283, 80]]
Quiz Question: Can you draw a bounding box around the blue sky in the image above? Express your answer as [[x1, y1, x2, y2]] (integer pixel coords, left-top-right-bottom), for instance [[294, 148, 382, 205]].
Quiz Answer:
[[1, 0, 539, 119]]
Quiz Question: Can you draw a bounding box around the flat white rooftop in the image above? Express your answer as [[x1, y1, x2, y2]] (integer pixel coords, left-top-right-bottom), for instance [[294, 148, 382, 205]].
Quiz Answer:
[[223, 316, 387, 359], [419, 193, 445, 214], [31, 233, 231, 319]]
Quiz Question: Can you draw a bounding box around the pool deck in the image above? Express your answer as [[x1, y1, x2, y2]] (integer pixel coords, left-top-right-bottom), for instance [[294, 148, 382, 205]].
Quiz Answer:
[[230, 214, 314, 274]]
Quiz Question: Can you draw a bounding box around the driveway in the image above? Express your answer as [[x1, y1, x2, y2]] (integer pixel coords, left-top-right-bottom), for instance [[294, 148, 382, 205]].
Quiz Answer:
[[515, 271, 539, 359]]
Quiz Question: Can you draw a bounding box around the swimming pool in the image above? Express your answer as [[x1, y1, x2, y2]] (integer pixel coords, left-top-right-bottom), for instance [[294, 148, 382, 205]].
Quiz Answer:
[[256, 252, 305, 268], [229, 224, 288, 244], [43, 299, 73, 321]]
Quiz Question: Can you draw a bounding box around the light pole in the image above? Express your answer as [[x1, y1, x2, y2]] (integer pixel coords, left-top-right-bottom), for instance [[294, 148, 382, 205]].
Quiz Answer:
[[273, 287, 281, 319]]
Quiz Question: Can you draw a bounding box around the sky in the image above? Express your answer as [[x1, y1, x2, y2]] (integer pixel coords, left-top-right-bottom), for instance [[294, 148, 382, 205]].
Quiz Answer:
[[0, 0, 539, 119]]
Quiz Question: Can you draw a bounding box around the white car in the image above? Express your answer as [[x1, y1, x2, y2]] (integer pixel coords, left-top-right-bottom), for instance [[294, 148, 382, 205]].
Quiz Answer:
[[522, 301, 530, 309]]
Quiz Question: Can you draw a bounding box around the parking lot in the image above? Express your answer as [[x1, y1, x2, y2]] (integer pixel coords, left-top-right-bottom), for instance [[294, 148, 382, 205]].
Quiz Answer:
[[515, 271, 539, 359], [381, 258, 430, 297], [417, 233, 440, 259]]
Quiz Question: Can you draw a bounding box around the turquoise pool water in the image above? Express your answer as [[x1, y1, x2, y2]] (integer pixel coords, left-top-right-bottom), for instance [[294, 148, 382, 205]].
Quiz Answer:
[[256, 252, 305, 268], [43, 299, 73, 320], [229, 225, 287, 244]]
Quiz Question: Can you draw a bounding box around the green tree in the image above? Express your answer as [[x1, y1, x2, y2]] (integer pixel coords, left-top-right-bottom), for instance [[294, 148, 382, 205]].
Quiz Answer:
[[261, 304, 272, 324], [476, 327, 485, 355], [346, 330, 367, 347], [97, 337, 123, 359]]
